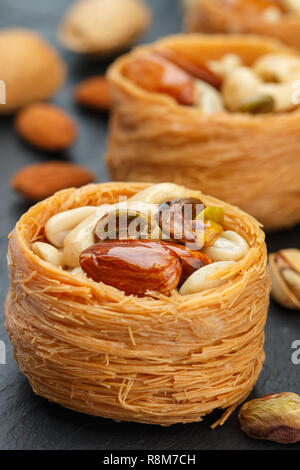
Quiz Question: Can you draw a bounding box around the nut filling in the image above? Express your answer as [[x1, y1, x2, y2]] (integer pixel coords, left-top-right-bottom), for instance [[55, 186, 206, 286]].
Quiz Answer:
[[35, 183, 250, 297], [218, 0, 300, 20], [123, 48, 300, 113]]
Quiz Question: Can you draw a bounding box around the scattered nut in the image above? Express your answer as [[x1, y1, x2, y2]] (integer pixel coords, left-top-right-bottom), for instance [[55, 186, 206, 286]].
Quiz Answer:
[[80, 239, 182, 296], [268, 249, 300, 309], [239, 393, 300, 444], [11, 161, 95, 201], [0, 28, 66, 114], [74, 76, 111, 111], [15, 103, 77, 151], [58, 0, 152, 56]]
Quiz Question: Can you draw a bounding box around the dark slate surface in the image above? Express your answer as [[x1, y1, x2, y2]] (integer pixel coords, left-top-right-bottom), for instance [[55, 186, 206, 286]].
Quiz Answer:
[[0, 0, 299, 451]]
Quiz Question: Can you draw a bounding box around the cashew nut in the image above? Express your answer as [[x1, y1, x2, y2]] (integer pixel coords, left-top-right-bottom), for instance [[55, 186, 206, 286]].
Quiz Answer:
[[260, 81, 295, 111], [194, 79, 224, 113], [63, 205, 114, 268], [209, 54, 242, 78], [129, 183, 192, 205], [32, 242, 64, 267], [282, 0, 300, 15], [179, 261, 236, 295], [254, 54, 300, 83], [222, 63, 297, 112], [222, 67, 263, 111], [203, 230, 249, 262], [45, 206, 99, 248], [262, 6, 282, 23]]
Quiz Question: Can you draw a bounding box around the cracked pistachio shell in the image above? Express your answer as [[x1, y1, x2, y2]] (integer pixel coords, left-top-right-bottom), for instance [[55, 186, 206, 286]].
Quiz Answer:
[[268, 249, 300, 309]]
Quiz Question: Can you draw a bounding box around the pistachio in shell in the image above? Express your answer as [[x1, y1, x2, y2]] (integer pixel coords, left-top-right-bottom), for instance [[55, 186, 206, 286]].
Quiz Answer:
[[239, 393, 300, 444], [58, 0, 152, 56], [268, 249, 300, 309]]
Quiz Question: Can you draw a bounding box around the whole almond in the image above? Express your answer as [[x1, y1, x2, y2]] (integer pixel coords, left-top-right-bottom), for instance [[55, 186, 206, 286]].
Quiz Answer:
[[0, 28, 66, 114], [15, 103, 77, 151], [74, 76, 110, 111], [80, 239, 182, 296], [11, 161, 95, 201]]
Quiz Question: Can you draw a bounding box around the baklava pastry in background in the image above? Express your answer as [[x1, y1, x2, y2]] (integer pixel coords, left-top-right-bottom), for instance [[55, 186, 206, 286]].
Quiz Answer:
[[183, 0, 300, 51], [5, 182, 270, 426], [106, 34, 300, 230]]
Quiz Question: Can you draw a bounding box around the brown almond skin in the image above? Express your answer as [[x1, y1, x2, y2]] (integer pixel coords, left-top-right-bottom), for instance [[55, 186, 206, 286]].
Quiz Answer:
[[11, 161, 95, 201], [156, 48, 222, 89], [15, 103, 77, 151], [123, 52, 196, 106], [163, 243, 211, 284], [74, 76, 111, 111], [80, 239, 182, 296]]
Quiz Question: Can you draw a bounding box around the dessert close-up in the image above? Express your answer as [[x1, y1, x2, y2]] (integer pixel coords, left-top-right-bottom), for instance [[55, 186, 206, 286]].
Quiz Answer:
[[1, 0, 300, 455], [106, 34, 300, 230], [4, 182, 270, 425], [184, 0, 300, 51]]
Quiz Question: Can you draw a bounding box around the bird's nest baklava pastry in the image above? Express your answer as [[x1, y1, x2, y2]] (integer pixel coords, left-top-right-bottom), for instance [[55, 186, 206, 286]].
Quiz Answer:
[[5, 182, 270, 426], [183, 0, 300, 51], [106, 34, 300, 230]]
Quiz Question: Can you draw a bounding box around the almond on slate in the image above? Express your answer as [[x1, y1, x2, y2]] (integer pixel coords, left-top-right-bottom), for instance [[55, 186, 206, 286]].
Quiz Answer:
[[80, 239, 182, 296], [15, 103, 77, 151], [74, 76, 111, 111], [11, 161, 95, 201]]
